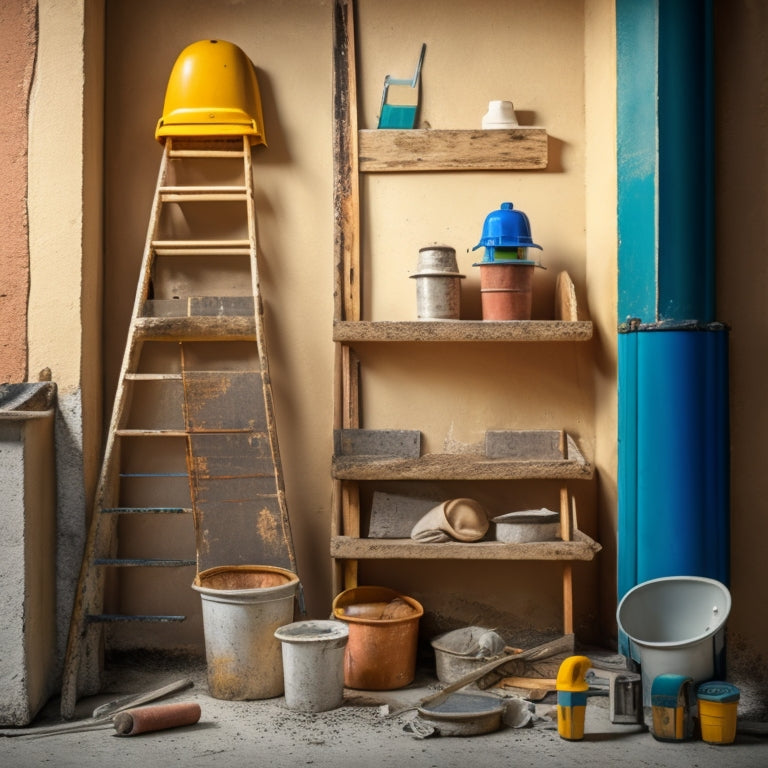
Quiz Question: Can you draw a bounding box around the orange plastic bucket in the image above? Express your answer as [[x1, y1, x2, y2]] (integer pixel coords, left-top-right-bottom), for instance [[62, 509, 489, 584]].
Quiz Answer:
[[332, 586, 423, 690]]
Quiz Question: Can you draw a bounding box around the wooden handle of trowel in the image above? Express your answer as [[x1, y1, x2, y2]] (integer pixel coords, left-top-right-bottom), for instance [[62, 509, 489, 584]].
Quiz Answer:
[[113, 702, 201, 736]]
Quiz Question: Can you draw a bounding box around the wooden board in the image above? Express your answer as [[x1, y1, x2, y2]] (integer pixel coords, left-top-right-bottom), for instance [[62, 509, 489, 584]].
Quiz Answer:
[[358, 128, 548, 172], [333, 319, 593, 343], [555, 271, 578, 321]]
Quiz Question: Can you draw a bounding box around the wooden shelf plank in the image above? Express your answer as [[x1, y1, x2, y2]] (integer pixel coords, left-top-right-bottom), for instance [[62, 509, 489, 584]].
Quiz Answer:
[[332, 451, 593, 481], [330, 530, 601, 561], [333, 319, 592, 343], [358, 128, 548, 172]]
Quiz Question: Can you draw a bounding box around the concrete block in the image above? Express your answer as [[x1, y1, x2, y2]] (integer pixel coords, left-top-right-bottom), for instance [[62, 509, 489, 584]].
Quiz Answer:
[[485, 429, 566, 460], [368, 491, 441, 538], [0, 383, 57, 726], [333, 429, 421, 457]]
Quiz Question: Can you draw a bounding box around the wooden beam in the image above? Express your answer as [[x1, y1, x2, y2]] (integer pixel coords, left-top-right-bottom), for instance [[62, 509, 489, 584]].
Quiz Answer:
[[358, 128, 548, 172]]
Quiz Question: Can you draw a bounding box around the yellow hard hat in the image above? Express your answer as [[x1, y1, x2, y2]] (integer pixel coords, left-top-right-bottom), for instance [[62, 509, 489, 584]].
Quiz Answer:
[[155, 39, 266, 145]]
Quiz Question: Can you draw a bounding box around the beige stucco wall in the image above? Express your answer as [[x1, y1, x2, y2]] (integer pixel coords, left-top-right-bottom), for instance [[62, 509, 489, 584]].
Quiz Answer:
[[93, 0, 609, 651], [24, 0, 103, 670]]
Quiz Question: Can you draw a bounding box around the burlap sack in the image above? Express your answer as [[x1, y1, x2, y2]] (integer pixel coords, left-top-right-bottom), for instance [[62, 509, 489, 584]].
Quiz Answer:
[[410, 498, 489, 543]]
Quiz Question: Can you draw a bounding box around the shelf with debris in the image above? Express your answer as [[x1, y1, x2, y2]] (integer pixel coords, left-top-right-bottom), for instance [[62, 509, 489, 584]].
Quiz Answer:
[[331, 428, 601, 563]]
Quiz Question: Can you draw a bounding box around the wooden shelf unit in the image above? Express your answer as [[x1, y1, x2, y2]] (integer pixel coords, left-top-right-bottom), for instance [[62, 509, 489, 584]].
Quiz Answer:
[[330, 0, 599, 635]]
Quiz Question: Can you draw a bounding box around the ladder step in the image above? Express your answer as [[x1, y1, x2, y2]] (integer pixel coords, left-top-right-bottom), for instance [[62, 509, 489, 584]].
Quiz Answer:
[[86, 614, 186, 624], [160, 191, 248, 203], [102, 507, 192, 514], [160, 185, 247, 194], [168, 148, 245, 159], [152, 239, 251, 256], [142, 297, 255, 319], [133, 315, 256, 341], [152, 239, 250, 247], [124, 373, 182, 381], [154, 247, 251, 256], [94, 558, 196, 567], [115, 429, 188, 437]]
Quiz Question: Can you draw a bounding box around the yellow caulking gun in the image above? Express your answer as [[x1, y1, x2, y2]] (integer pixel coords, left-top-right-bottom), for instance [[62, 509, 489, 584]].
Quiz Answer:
[[556, 655, 593, 740]]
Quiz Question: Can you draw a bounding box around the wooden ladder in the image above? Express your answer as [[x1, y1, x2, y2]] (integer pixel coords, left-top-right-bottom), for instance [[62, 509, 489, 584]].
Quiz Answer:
[[60, 136, 296, 718]]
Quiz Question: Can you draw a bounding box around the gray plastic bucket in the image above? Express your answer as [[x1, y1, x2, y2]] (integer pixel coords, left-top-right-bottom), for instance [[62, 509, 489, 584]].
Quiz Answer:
[[274, 619, 349, 712], [616, 576, 731, 705], [192, 565, 299, 700]]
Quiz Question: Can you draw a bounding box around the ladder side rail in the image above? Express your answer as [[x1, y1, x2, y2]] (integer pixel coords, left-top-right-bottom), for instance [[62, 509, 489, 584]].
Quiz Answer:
[[244, 137, 297, 573], [60, 143, 172, 718]]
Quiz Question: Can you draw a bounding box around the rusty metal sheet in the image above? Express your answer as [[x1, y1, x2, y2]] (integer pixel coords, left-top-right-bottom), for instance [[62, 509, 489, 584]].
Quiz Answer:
[[187, 430, 291, 570], [194, 497, 292, 571], [192, 475, 278, 502], [183, 371, 266, 432], [187, 433, 274, 477]]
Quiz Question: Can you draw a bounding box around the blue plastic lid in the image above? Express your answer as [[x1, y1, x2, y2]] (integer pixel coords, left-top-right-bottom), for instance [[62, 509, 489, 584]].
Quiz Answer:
[[697, 681, 740, 703], [472, 202, 542, 251]]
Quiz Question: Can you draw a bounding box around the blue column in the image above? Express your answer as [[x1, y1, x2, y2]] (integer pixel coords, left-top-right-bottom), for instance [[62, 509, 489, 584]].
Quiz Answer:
[[616, 0, 728, 628]]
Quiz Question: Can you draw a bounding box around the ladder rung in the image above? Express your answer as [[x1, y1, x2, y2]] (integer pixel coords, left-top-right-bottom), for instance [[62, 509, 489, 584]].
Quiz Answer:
[[168, 148, 245, 159], [160, 191, 248, 203], [124, 373, 182, 381], [154, 247, 251, 256], [94, 558, 196, 567], [86, 614, 187, 624], [160, 185, 247, 194], [102, 507, 192, 514], [142, 297, 255, 320], [152, 238, 251, 256], [153, 239, 250, 247], [115, 429, 187, 437]]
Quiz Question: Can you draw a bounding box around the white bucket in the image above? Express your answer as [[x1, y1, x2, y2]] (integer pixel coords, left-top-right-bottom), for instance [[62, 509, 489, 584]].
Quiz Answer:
[[192, 565, 299, 700], [616, 576, 731, 706], [274, 620, 349, 712]]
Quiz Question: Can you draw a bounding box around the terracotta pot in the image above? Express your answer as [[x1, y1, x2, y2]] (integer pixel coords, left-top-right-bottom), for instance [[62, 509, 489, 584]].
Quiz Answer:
[[477, 262, 535, 320], [332, 586, 423, 690]]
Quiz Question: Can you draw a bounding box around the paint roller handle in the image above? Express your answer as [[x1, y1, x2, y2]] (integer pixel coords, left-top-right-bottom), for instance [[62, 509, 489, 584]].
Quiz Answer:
[[113, 701, 201, 736]]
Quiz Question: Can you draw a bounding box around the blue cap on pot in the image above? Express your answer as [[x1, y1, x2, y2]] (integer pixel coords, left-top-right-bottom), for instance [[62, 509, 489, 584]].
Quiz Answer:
[[472, 202, 542, 261]]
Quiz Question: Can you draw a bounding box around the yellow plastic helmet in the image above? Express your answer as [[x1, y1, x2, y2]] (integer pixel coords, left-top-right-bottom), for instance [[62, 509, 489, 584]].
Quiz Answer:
[[155, 39, 266, 145]]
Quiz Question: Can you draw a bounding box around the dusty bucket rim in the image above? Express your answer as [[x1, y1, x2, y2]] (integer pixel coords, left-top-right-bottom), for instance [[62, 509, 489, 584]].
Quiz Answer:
[[332, 585, 424, 625], [616, 575, 731, 649], [192, 564, 299, 598], [274, 619, 349, 645]]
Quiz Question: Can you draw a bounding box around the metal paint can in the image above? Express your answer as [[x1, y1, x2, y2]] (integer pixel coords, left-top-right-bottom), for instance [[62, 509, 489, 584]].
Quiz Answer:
[[410, 246, 464, 319]]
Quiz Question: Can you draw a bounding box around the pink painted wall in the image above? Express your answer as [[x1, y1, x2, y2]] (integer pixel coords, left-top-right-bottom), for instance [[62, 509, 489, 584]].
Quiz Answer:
[[0, 1, 37, 382]]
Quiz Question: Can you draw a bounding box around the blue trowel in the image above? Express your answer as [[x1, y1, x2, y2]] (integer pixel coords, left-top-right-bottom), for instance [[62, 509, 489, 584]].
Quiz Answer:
[[377, 43, 426, 129]]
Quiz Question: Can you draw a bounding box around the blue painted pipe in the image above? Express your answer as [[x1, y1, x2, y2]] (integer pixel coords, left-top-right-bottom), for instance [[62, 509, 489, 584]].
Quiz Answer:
[[618, 322, 730, 605]]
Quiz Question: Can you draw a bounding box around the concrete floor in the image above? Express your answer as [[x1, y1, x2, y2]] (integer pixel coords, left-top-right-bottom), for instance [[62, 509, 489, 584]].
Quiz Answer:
[[1, 652, 766, 768]]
